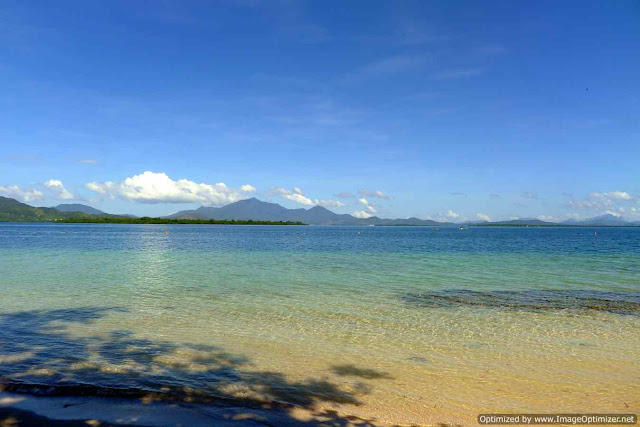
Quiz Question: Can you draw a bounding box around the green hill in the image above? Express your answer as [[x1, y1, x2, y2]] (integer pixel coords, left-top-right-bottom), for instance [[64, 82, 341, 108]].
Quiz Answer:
[[0, 196, 91, 222], [0, 197, 302, 224]]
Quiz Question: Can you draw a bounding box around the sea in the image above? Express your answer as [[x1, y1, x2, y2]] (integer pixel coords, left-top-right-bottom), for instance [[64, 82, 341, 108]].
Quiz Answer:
[[1, 223, 639, 425]]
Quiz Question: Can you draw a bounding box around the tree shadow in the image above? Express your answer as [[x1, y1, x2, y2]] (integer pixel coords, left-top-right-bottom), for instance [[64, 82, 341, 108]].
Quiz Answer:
[[0, 307, 394, 426], [331, 365, 393, 380]]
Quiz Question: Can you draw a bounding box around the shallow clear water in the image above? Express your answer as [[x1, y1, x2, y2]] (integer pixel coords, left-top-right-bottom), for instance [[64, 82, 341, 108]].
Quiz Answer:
[[1, 224, 639, 425]]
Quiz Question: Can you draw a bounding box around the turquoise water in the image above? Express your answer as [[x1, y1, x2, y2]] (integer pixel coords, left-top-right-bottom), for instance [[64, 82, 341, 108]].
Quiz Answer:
[[1, 224, 639, 425]]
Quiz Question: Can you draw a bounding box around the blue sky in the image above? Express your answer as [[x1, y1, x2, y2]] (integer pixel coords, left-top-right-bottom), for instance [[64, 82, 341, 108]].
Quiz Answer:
[[1, 0, 639, 221]]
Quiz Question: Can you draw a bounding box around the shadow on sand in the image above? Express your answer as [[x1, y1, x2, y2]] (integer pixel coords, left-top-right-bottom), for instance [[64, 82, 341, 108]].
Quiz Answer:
[[0, 307, 401, 426]]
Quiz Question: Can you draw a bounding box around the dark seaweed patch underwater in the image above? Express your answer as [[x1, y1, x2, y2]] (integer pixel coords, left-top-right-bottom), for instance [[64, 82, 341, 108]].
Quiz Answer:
[[401, 289, 640, 315]]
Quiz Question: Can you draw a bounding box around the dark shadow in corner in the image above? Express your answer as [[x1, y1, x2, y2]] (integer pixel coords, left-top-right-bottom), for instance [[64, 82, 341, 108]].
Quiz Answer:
[[0, 307, 399, 426]]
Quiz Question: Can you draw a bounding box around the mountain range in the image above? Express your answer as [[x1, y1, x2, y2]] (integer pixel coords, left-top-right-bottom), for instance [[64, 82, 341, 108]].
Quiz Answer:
[[1, 195, 639, 226], [54, 203, 137, 218], [560, 214, 634, 226], [0, 197, 126, 222], [165, 198, 449, 226], [54, 203, 106, 215], [0, 197, 93, 222]]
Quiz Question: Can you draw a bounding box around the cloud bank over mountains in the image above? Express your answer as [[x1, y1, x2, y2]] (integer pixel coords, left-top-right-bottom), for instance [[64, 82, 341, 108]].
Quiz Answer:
[[85, 171, 250, 206], [1, 170, 639, 222], [0, 185, 44, 203]]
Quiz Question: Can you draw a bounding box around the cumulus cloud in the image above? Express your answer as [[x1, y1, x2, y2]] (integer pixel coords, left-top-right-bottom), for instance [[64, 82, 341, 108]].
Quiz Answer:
[[430, 209, 465, 222], [86, 181, 117, 196], [357, 189, 389, 199], [0, 185, 45, 203], [591, 191, 632, 201], [568, 200, 601, 210], [445, 210, 461, 219], [271, 186, 344, 208], [86, 171, 248, 206], [476, 213, 491, 222], [286, 193, 315, 205], [271, 187, 314, 205], [44, 179, 76, 200], [568, 190, 636, 213], [357, 198, 377, 213], [79, 159, 98, 164], [240, 184, 257, 193], [317, 199, 347, 208], [352, 210, 373, 219], [489, 193, 501, 199]]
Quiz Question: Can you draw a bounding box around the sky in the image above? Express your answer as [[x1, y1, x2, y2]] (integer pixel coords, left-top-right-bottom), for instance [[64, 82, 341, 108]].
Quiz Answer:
[[1, 0, 639, 222]]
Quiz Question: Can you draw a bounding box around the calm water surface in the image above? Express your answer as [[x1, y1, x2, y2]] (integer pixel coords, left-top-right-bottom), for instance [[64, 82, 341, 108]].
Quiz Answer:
[[1, 224, 639, 425]]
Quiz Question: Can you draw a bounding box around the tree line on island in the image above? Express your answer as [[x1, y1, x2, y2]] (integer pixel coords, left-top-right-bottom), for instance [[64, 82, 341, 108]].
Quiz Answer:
[[58, 217, 304, 225]]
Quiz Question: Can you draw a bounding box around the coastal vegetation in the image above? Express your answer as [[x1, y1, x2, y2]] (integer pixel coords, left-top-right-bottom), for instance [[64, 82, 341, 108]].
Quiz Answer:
[[0, 196, 91, 222], [0, 196, 303, 224], [57, 217, 305, 225]]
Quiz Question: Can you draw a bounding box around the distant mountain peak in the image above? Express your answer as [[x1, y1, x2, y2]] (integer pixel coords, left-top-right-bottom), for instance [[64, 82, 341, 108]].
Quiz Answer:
[[165, 197, 450, 225], [561, 214, 629, 226], [55, 203, 105, 215]]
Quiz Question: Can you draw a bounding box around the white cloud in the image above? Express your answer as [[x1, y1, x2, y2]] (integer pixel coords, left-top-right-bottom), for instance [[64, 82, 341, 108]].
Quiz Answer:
[[429, 210, 466, 223], [603, 210, 622, 217], [0, 185, 44, 203], [86, 181, 117, 196], [86, 171, 246, 206], [79, 159, 98, 164], [284, 193, 315, 206], [271, 186, 344, 208], [358, 189, 389, 199], [44, 179, 76, 200], [352, 210, 373, 219], [271, 187, 315, 205], [357, 198, 377, 213], [240, 184, 257, 193], [317, 199, 347, 208], [271, 187, 290, 196], [568, 190, 636, 213], [476, 213, 491, 222], [446, 210, 461, 219], [591, 191, 632, 201], [568, 199, 601, 210]]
